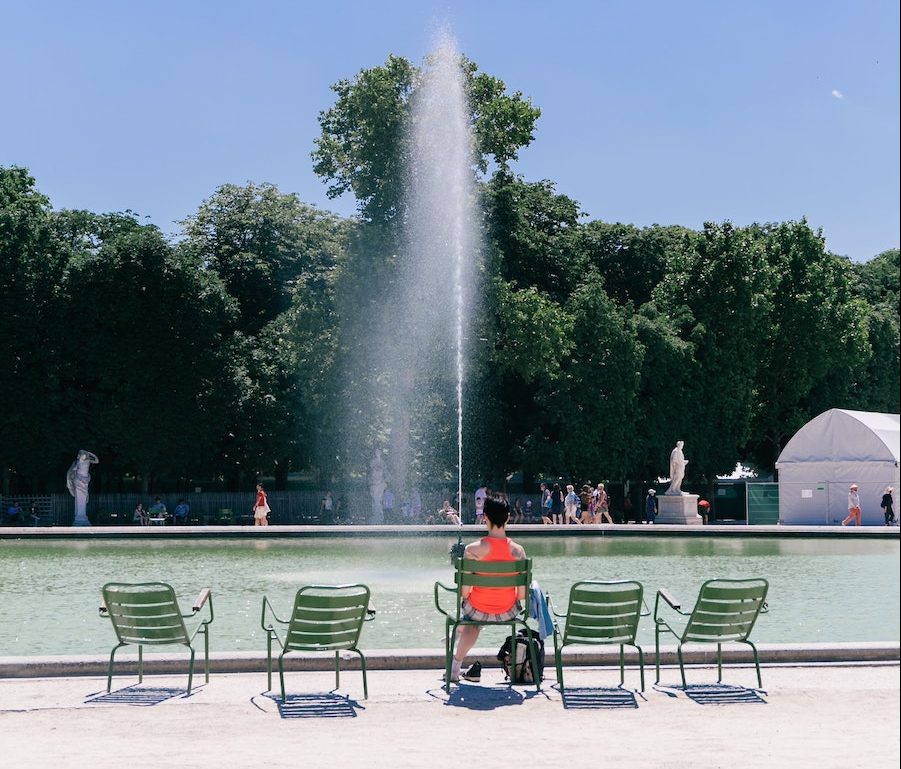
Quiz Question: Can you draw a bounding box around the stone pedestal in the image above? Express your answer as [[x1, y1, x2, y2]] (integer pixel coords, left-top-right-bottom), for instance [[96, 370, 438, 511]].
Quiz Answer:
[[656, 493, 703, 525]]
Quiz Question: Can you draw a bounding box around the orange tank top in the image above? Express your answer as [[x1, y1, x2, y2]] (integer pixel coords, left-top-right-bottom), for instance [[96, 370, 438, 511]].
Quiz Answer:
[[468, 537, 517, 614]]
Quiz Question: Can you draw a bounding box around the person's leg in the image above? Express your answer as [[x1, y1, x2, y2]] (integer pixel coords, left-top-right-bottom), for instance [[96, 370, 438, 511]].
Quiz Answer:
[[854, 509, 861, 525], [451, 625, 481, 678], [602, 510, 613, 524]]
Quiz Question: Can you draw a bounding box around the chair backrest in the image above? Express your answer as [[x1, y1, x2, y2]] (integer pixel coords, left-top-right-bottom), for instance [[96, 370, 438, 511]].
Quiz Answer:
[[284, 584, 371, 652], [102, 582, 189, 646], [453, 558, 532, 617], [561, 580, 644, 646], [683, 578, 768, 643]]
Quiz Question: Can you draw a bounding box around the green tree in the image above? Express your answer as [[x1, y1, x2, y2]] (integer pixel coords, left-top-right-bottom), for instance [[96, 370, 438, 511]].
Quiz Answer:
[[313, 55, 541, 223], [57, 222, 235, 490], [653, 222, 774, 489], [744, 222, 872, 471]]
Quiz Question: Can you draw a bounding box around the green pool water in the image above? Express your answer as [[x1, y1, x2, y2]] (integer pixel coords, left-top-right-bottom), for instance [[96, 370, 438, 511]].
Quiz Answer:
[[1, 536, 897, 656]]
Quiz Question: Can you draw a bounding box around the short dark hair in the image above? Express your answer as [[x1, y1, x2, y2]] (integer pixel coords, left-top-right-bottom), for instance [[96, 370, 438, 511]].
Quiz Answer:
[[483, 492, 510, 528]]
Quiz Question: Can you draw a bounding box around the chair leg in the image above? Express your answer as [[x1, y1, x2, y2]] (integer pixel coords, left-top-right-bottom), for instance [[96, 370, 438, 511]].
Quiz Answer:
[[619, 645, 625, 686], [525, 627, 540, 690], [654, 626, 661, 683], [445, 621, 458, 693], [355, 648, 368, 699], [747, 640, 762, 688], [278, 651, 287, 701], [203, 626, 210, 684], [266, 631, 273, 692], [677, 644, 687, 687], [507, 626, 517, 685], [107, 644, 125, 692], [334, 651, 340, 691], [186, 645, 195, 695], [717, 643, 723, 683], [553, 633, 564, 690], [635, 645, 645, 692], [138, 645, 144, 684]]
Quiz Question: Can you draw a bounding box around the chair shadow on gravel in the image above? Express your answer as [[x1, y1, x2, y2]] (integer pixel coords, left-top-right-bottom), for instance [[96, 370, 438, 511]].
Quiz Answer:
[[85, 685, 192, 706], [656, 683, 768, 705], [271, 692, 364, 719], [434, 682, 548, 711], [559, 685, 642, 710]]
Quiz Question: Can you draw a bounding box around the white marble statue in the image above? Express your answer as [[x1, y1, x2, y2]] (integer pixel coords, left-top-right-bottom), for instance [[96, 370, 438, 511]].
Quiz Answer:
[[666, 440, 687, 496], [67, 449, 99, 526]]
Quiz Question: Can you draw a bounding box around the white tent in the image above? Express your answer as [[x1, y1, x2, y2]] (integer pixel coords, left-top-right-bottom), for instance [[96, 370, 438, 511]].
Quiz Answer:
[[776, 409, 900, 525]]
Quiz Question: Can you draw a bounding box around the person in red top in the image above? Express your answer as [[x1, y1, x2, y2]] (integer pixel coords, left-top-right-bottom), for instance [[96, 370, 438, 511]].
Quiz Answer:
[[253, 483, 270, 527], [449, 492, 526, 683]]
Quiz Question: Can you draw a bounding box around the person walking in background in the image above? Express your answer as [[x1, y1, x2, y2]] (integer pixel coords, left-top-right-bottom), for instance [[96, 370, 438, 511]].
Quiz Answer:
[[644, 488, 657, 524], [564, 484, 582, 524], [253, 483, 270, 527], [622, 493, 634, 524], [595, 482, 613, 525], [550, 482, 564, 525], [842, 483, 862, 526], [579, 484, 593, 523], [540, 482, 553, 524], [881, 486, 896, 525]]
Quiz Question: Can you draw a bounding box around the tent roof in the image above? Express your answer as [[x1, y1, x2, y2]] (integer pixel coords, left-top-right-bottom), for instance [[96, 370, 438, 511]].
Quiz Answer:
[[776, 409, 900, 465]]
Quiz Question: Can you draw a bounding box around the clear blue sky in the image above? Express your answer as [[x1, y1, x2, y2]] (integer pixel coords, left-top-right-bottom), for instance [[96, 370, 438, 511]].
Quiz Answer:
[[2, 1, 898, 261]]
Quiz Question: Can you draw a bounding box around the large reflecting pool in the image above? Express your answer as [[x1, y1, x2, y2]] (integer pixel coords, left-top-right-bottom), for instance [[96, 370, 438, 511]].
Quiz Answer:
[[1, 536, 897, 655]]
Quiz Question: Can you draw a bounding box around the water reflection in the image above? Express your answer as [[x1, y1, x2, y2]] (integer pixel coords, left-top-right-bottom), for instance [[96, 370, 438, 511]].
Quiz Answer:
[[0, 536, 897, 655]]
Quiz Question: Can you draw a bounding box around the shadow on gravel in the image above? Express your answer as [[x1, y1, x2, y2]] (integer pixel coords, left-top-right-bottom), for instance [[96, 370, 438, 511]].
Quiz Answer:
[[655, 683, 767, 705], [85, 685, 192, 705], [560, 685, 641, 710], [272, 692, 364, 719], [436, 683, 548, 711]]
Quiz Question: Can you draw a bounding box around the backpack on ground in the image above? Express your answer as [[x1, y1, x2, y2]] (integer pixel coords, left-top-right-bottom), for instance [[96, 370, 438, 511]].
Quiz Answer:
[[496, 628, 544, 683]]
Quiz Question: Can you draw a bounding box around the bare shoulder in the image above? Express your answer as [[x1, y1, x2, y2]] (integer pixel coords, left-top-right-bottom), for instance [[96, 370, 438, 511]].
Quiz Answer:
[[509, 540, 527, 559], [464, 540, 488, 559]]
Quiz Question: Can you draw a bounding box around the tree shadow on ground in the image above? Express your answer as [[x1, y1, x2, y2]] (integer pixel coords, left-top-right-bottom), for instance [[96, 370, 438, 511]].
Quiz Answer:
[[558, 685, 643, 710], [655, 682, 767, 705], [84, 685, 193, 705]]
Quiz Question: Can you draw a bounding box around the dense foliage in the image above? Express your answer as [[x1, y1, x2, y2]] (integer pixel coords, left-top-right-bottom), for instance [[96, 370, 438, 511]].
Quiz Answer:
[[2, 53, 897, 497]]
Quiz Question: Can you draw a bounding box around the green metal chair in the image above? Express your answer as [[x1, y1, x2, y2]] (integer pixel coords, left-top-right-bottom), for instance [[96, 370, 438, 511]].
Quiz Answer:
[[261, 584, 375, 701], [100, 582, 213, 694], [549, 579, 648, 691], [434, 558, 539, 692], [654, 578, 769, 688]]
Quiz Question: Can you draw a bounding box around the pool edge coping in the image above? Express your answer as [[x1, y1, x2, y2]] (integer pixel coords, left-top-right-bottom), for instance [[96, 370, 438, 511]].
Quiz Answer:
[[1, 642, 897, 678]]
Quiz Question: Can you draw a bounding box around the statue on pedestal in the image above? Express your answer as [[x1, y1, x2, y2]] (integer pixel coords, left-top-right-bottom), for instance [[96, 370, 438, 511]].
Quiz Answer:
[[665, 440, 687, 496], [67, 449, 99, 526]]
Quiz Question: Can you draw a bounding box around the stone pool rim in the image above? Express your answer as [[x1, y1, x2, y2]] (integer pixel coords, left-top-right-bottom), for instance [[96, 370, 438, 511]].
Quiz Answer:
[[2, 523, 899, 540]]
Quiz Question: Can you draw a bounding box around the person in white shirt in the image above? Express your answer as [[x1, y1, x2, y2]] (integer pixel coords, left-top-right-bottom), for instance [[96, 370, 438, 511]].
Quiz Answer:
[[842, 483, 862, 526]]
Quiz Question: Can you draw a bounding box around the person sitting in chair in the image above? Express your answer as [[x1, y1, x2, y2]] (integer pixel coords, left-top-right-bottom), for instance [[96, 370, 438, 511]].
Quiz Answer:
[[447, 492, 527, 683]]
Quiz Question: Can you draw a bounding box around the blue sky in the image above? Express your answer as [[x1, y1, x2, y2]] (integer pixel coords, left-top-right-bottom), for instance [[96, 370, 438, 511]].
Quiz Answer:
[[2, 1, 898, 261]]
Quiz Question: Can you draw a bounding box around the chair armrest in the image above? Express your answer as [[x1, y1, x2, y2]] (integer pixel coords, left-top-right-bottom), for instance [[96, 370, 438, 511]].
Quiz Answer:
[[192, 588, 211, 612], [654, 587, 685, 624], [639, 597, 652, 618], [260, 595, 288, 631], [434, 581, 457, 618], [657, 587, 680, 610], [546, 593, 566, 619]]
